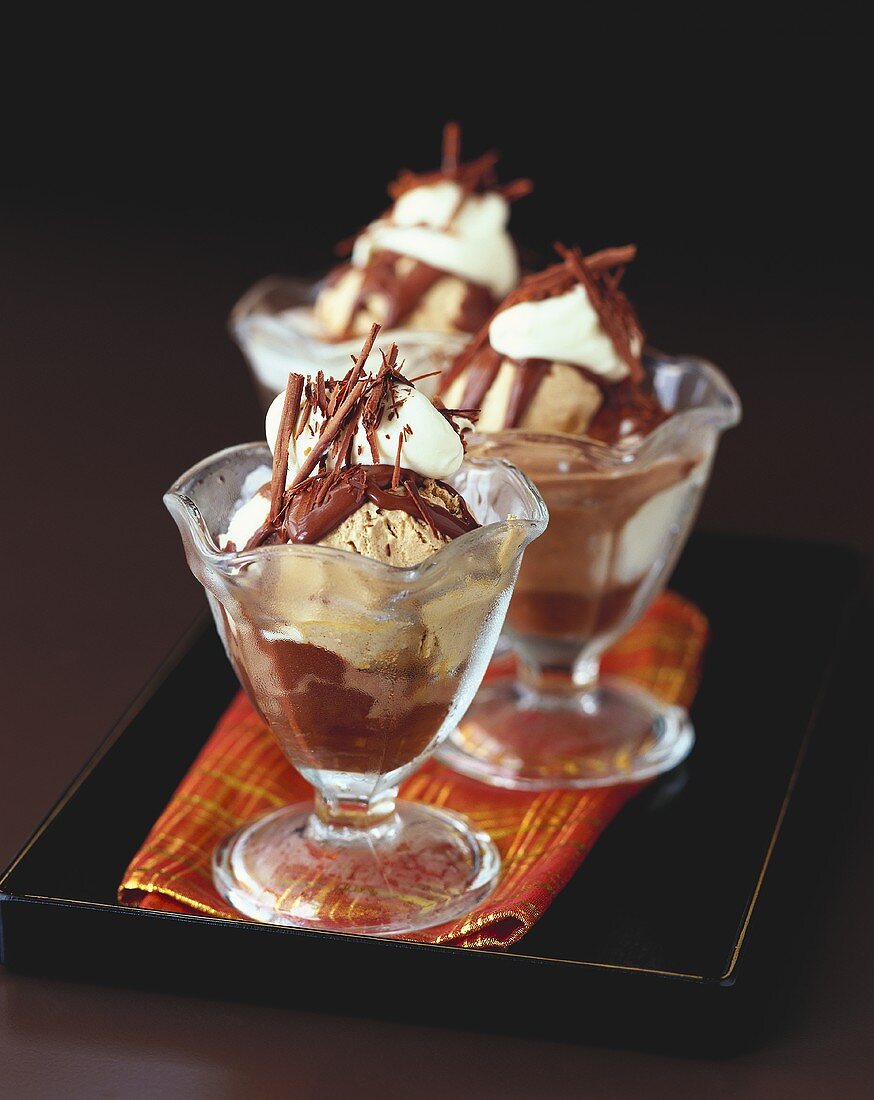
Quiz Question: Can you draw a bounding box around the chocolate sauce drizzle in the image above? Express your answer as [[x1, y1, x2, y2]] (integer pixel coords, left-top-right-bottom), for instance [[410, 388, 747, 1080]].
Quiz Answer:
[[328, 123, 532, 341], [438, 244, 669, 444], [254, 464, 479, 547], [243, 325, 479, 551]]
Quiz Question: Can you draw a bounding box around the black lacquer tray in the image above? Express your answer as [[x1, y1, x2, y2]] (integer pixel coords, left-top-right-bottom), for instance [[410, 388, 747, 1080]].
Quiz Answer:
[[1, 534, 867, 1053]]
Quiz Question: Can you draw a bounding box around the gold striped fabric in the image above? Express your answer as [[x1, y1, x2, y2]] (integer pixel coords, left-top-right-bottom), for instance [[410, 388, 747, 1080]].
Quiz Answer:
[[120, 592, 708, 948]]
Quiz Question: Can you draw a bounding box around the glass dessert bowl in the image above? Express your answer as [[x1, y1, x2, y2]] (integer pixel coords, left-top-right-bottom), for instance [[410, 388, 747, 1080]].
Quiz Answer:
[[230, 274, 467, 412], [438, 350, 740, 789], [165, 444, 546, 935]]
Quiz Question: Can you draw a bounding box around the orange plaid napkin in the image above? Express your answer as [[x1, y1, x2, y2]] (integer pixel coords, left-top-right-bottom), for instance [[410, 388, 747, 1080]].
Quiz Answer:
[[120, 592, 707, 948]]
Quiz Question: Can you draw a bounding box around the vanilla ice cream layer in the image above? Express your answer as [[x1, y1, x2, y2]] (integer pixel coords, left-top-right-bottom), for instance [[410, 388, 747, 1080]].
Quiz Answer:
[[223, 485, 270, 550], [444, 359, 603, 435], [612, 473, 702, 584]]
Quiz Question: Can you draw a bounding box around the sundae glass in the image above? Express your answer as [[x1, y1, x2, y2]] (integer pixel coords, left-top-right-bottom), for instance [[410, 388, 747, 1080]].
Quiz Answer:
[[436, 247, 741, 788], [165, 330, 547, 934], [232, 274, 465, 410]]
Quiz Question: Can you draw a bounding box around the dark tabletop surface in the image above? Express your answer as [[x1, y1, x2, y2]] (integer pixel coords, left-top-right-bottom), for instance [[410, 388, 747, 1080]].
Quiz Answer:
[[2, 66, 873, 1097]]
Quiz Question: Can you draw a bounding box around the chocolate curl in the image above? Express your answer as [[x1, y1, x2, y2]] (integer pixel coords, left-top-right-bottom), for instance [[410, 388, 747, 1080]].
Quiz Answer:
[[315, 371, 328, 417], [554, 242, 645, 384], [384, 346, 406, 421], [442, 121, 461, 173], [269, 372, 304, 522], [405, 368, 443, 384], [404, 476, 439, 538], [289, 324, 380, 488], [436, 301, 503, 395], [583, 244, 638, 273], [457, 149, 500, 189], [332, 418, 358, 471], [498, 178, 535, 202], [389, 139, 524, 204], [295, 388, 314, 441], [391, 433, 404, 489], [361, 343, 398, 459]]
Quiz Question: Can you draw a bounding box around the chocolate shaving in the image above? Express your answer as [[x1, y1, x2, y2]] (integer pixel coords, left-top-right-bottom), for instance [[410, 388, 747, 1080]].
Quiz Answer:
[[333, 417, 358, 472], [312, 470, 333, 508], [360, 345, 396, 461], [268, 372, 304, 522], [405, 368, 443, 384], [581, 244, 637, 273], [295, 388, 314, 440], [429, 399, 478, 456], [392, 433, 404, 489], [404, 477, 439, 538], [438, 406, 479, 423], [442, 120, 461, 173], [315, 372, 328, 417], [497, 178, 535, 202], [435, 298, 505, 393], [386, 124, 531, 212], [289, 323, 380, 488], [554, 242, 644, 383]]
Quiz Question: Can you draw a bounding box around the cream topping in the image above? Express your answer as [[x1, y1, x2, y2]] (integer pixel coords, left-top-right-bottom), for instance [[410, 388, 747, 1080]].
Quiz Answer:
[[489, 284, 632, 382], [351, 181, 517, 297]]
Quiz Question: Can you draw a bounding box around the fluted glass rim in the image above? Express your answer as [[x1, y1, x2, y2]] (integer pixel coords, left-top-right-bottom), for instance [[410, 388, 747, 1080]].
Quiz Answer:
[[469, 349, 741, 470], [229, 273, 471, 358], [164, 443, 548, 588]]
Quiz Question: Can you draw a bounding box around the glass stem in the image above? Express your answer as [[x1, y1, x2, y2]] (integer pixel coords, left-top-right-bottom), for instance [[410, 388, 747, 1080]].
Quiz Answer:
[[572, 654, 601, 692], [516, 649, 601, 698], [310, 787, 400, 842]]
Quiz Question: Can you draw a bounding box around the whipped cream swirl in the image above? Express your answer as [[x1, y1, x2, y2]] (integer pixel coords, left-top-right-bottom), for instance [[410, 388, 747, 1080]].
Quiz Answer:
[[264, 368, 465, 484], [489, 284, 637, 382], [222, 369, 468, 550], [351, 181, 518, 298]]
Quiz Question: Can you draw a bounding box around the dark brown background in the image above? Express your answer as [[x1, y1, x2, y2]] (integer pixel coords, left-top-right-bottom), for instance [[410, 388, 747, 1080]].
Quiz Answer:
[[2, 45, 872, 1098]]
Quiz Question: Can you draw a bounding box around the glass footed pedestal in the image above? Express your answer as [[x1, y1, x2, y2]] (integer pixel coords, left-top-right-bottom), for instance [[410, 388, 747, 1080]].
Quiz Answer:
[[438, 350, 740, 791], [165, 443, 547, 934], [213, 796, 500, 935], [439, 658, 693, 790]]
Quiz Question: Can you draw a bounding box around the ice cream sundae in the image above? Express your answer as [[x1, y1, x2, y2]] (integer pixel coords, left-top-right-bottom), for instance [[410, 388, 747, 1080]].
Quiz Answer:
[[314, 122, 531, 342], [164, 324, 548, 932], [436, 246, 740, 789], [438, 244, 696, 644], [231, 124, 532, 410]]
